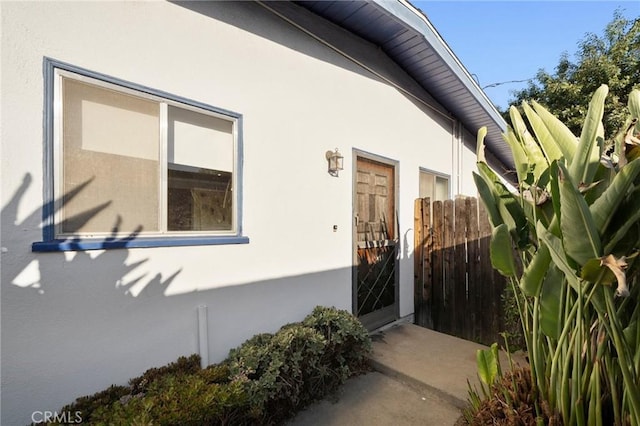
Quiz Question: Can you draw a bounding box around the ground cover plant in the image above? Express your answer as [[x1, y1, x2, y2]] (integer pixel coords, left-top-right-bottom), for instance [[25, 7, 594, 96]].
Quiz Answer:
[[468, 86, 640, 425], [36, 306, 371, 425]]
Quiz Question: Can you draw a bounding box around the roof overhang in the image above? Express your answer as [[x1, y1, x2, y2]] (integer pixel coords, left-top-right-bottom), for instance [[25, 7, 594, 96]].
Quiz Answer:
[[291, 0, 514, 172]]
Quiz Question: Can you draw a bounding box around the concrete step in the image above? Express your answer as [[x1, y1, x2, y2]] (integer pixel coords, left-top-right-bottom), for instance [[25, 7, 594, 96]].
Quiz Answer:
[[370, 322, 488, 408]]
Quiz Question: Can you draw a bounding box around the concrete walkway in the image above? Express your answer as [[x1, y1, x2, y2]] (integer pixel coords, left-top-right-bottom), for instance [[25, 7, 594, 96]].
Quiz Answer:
[[288, 321, 499, 426]]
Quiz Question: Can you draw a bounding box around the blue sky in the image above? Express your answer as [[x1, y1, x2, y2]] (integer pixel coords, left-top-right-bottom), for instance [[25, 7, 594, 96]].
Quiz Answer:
[[412, 1, 640, 110]]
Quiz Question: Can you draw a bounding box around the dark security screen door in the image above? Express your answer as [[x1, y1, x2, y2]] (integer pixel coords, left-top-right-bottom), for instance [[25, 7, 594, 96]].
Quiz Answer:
[[354, 156, 398, 330]]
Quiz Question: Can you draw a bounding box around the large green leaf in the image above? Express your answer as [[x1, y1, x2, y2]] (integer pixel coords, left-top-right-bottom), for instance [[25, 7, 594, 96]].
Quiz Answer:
[[539, 266, 564, 340], [522, 102, 564, 163], [569, 85, 608, 186], [532, 100, 577, 163], [510, 105, 549, 182], [477, 162, 529, 247], [520, 244, 551, 297], [558, 162, 602, 266], [476, 343, 500, 386], [590, 159, 640, 236], [503, 128, 531, 185], [473, 171, 503, 228], [548, 161, 562, 237], [490, 224, 517, 277]]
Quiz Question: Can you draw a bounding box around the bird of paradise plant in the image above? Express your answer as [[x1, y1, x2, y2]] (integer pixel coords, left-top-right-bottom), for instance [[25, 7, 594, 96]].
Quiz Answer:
[[474, 86, 640, 425]]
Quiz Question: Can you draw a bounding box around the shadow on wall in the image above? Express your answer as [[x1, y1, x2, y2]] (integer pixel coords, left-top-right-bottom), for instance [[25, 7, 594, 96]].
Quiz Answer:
[[0, 174, 353, 426]]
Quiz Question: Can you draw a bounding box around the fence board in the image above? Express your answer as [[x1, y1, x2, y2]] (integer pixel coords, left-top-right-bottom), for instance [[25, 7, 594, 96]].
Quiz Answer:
[[453, 198, 467, 338], [432, 200, 444, 331], [414, 198, 424, 326], [443, 199, 455, 336], [466, 197, 479, 341], [421, 198, 433, 329]]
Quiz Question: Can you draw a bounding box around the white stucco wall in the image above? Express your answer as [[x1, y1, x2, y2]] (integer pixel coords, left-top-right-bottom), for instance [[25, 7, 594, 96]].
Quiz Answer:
[[459, 127, 483, 197], [1, 2, 478, 423]]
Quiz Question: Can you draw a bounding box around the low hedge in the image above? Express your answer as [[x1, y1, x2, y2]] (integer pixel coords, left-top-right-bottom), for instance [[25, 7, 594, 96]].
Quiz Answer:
[[38, 306, 371, 425]]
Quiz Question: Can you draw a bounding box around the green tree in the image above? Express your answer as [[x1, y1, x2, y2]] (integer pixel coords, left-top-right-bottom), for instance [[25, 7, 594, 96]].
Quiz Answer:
[[508, 12, 640, 140]]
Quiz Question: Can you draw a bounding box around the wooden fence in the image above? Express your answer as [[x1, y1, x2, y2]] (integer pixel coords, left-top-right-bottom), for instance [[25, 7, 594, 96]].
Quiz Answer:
[[414, 196, 507, 345]]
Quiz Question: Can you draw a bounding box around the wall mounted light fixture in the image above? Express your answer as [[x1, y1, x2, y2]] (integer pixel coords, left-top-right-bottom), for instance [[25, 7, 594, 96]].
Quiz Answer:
[[325, 148, 344, 177]]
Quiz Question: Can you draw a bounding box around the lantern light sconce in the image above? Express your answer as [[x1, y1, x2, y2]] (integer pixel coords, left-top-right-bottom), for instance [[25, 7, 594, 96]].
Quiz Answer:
[[325, 148, 344, 177]]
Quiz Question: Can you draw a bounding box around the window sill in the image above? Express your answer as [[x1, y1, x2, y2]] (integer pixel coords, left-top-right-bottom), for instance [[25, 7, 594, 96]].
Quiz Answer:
[[32, 235, 250, 252]]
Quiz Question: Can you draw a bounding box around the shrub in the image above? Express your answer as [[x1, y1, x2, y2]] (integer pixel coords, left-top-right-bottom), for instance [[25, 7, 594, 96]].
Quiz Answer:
[[303, 305, 372, 381], [227, 306, 371, 424], [40, 306, 371, 426], [229, 325, 327, 423]]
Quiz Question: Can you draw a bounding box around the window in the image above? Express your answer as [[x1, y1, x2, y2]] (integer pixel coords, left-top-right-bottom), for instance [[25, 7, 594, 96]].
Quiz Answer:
[[33, 59, 247, 251], [419, 169, 449, 202]]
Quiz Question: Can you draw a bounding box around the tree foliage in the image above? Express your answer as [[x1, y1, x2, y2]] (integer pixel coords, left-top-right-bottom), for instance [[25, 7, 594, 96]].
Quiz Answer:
[[508, 12, 640, 140]]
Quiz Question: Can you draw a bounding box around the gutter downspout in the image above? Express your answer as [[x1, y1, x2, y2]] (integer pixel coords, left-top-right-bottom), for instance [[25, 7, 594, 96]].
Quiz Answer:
[[457, 121, 463, 195], [198, 305, 209, 369]]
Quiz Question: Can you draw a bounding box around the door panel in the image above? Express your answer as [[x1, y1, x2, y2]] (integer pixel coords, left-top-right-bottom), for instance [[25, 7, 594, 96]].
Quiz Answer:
[[354, 156, 398, 330]]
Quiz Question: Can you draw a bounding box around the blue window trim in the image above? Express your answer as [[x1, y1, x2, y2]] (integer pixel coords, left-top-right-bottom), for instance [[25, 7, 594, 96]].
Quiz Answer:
[[32, 236, 250, 252], [34, 57, 248, 252]]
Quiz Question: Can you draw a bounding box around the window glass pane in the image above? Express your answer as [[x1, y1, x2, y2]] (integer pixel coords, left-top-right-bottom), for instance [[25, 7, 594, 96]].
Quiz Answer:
[[419, 172, 434, 199], [61, 78, 160, 235], [435, 176, 449, 201], [168, 106, 233, 172], [167, 106, 233, 231]]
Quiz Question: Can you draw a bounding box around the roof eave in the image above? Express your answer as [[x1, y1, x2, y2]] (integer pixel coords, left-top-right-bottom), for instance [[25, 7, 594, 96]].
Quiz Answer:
[[369, 0, 513, 171], [374, 0, 505, 125]]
